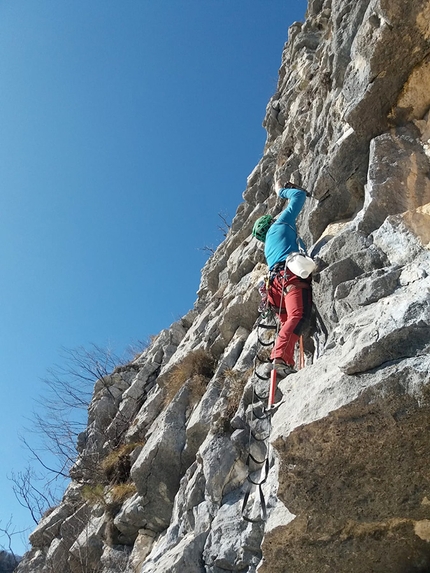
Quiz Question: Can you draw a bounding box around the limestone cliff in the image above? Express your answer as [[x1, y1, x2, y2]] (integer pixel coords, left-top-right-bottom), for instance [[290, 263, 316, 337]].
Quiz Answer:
[[16, 0, 430, 571]]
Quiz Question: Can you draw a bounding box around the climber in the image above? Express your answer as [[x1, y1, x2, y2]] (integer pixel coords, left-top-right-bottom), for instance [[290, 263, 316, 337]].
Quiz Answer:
[[252, 179, 312, 378]]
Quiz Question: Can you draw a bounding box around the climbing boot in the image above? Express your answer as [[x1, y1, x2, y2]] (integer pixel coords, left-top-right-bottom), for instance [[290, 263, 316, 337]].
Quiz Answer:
[[261, 360, 295, 380], [273, 360, 296, 379]]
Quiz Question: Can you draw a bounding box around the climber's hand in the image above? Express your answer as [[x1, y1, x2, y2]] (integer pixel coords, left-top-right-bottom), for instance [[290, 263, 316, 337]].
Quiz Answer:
[[284, 181, 312, 197]]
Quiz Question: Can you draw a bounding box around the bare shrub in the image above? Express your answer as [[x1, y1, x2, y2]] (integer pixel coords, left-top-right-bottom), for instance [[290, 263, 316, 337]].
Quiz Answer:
[[12, 344, 146, 524], [0, 518, 25, 569]]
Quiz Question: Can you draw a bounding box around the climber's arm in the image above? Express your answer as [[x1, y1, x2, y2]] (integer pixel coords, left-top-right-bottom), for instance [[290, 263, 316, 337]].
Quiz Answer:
[[276, 187, 306, 224]]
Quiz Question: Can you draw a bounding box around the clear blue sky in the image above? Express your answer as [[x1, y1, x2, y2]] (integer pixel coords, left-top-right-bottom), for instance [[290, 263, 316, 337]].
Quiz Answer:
[[0, 0, 307, 554]]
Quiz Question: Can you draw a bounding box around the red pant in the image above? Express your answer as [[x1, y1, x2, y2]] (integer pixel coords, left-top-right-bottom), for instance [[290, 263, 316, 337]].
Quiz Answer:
[[268, 272, 312, 367]]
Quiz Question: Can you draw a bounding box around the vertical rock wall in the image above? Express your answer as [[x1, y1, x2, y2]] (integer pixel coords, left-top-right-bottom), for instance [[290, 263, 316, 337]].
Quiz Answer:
[[16, 0, 430, 571]]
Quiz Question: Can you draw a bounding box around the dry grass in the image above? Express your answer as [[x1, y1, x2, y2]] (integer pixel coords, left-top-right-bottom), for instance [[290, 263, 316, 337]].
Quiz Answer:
[[212, 368, 250, 434], [81, 483, 106, 505], [101, 442, 144, 485], [110, 482, 137, 504], [164, 349, 215, 406], [80, 481, 137, 516], [223, 369, 248, 418]]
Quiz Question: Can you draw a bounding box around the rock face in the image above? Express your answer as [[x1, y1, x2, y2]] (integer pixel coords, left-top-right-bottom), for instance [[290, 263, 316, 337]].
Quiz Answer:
[[15, 0, 430, 571]]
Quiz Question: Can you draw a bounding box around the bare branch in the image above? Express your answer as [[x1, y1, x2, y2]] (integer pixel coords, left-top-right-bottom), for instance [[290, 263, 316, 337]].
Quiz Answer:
[[12, 344, 128, 524], [198, 245, 216, 255], [9, 467, 59, 524], [0, 517, 25, 568], [217, 212, 231, 237]]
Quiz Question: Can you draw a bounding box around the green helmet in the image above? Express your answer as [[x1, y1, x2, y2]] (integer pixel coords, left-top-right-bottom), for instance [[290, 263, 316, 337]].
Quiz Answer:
[[252, 214, 274, 242]]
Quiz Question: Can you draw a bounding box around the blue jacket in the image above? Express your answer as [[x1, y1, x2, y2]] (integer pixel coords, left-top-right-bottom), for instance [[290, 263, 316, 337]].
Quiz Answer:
[[264, 187, 306, 270]]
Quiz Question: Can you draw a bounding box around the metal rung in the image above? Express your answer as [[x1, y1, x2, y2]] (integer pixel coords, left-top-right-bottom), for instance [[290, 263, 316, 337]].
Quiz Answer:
[[253, 390, 269, 402], [250, 429, 271, 442], [254, 369, 270, 381], [257, 323, 277, 330], [251, 407, 271, 421], [242, 483, 267, 523]]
